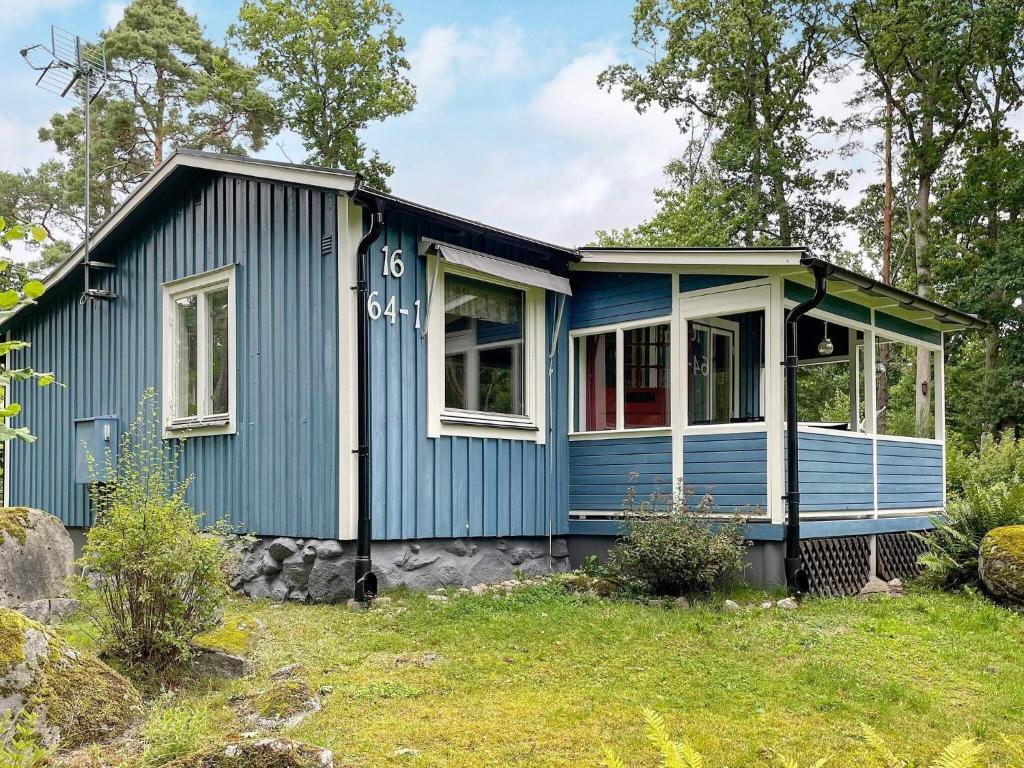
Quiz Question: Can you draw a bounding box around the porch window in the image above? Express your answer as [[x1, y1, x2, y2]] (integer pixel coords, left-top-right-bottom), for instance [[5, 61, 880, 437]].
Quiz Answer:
[[685, 310, 764, 426], [161, 266, 236, 436], [444, 275, 525, 416], [575, 320, 670, 432]]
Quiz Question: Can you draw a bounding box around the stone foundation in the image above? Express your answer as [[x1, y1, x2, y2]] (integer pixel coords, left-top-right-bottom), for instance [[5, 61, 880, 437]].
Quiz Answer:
[[231, 536, 571, 603]]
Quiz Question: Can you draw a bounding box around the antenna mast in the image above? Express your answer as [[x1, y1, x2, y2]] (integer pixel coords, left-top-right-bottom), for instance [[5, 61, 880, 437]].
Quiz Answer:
[[21, 26, 115, 302]]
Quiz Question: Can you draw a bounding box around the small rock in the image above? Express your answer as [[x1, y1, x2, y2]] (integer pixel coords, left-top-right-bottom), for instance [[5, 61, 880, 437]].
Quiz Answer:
[[267, 537, 299, 562], [395, 747, 419, 757], [673, 596, 690, 609], [776, 597, 799, 610], [272, 663, 304, 679], [859, 577, 892, 596], [301, 545, 318, 564], [471, 583, 488, 595], [760, 601, 774, 610], [372, 595, 393, 607], [346, 598, 369, 612], [281, 551, 314, 589], [314, 539, 345, 560], [426, 594, 448, 603], [723, 599, 741, 612], [259, 550, 283, 576], [193, 648, 254, 680], [443, 539, 475, 557]]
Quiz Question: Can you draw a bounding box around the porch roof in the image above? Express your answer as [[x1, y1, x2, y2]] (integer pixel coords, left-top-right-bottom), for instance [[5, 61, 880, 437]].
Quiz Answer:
[[576, 247, 985, 333]]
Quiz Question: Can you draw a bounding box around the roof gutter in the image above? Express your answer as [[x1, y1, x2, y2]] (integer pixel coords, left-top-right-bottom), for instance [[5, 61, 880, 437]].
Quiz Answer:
[[784, 259, 834, 598], [349, 182, 384, 605], [800, 256, 986, 330]]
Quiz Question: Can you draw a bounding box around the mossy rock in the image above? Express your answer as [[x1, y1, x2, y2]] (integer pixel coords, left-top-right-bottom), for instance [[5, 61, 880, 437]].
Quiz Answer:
[[164, 738, 334, 768], [0, 607, 143, 749], [191, 615, 256, 657], [252, 680, 316, 720], [979, 525, 1024, 605], [0, 507, 75, 609], [560, 572, 623, 597]]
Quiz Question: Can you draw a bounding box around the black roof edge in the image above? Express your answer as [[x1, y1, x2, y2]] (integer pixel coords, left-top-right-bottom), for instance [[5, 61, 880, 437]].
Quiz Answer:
[[354, 183, 580, 263], [800, 255, 986, 331]]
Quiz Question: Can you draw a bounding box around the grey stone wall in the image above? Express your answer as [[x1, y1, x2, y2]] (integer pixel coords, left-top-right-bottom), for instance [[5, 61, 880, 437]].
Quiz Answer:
[[231, 536, 571, 603]]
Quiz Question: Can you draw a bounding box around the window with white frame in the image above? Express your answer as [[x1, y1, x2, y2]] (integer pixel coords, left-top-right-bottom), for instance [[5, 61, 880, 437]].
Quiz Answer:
[[427, 262, 546, 439], [574, 320, 671, 432], [162, 266, 235, 434]]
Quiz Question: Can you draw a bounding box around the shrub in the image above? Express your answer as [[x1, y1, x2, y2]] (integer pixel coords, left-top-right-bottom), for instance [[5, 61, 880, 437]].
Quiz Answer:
[[920, 482, 1024, 590], [947, 431, 1024, 499], [78, 392, 229, 669], [602, 712, 996, 768], [607, 483, 749, 597]]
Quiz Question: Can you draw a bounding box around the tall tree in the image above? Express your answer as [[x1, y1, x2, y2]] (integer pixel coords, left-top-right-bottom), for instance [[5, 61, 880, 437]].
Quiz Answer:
[[843, 0, 1007, 436], [1, 0, 277, 269], [231, 0, 416, 189], [599, 0, 848, 254]]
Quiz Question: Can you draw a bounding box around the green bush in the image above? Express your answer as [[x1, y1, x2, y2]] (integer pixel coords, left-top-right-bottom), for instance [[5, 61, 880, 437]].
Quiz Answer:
[[920, 482, 1024, 590], [602, 711, 1002, 768], [607, 483, 749, 597], [947, 431, 1024, 499], [78, 392, 229, 670]]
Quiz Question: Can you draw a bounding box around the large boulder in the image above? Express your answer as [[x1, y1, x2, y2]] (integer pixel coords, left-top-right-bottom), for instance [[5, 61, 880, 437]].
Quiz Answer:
[[0, 607, 143, 748], [979, 525, 1024, 605], [0, 507, 74, 608]]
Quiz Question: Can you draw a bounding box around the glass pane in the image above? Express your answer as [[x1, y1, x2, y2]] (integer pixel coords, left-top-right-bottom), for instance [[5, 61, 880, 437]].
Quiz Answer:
[[444, 275, 525, 415], [585, 332, 616, 431], [207, 288, 230, 415], [479, 345, 522, 414], [175, 295, 198, 418], [445, 353, 467, 409], [875, 337, 935, 438], [712, 332, 732, 422], [624, 324, 670, 428], [688, 326, 710, 424]]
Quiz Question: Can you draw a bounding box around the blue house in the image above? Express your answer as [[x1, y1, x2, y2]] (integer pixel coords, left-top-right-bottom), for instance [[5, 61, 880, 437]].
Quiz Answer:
[[0, 151, 984, 599]]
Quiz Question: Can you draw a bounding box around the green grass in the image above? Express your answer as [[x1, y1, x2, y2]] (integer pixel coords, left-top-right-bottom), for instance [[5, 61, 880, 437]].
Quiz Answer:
[[61, 585, 1024, 767]]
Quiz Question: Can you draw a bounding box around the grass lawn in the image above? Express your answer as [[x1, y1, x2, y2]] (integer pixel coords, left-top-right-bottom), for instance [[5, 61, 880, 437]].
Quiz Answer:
[[63, 585, 1024, 767]]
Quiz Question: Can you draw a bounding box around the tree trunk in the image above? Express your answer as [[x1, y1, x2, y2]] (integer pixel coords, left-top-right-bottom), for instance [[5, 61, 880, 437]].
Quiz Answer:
[[876, 95, 894, 433], [913, 169, 933, 438]]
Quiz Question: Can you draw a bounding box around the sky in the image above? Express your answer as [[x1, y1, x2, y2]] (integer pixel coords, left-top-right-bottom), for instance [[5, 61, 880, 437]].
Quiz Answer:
[[0, 0, 872, 251]]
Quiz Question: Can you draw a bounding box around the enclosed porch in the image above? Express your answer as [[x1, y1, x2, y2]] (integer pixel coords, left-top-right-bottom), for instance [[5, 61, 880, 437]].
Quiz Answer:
[[564, 250, 984, 541]]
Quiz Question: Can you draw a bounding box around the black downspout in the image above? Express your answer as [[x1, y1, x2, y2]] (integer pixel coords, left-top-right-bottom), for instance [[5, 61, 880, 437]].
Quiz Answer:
[[350, 186, 384, 604], [784, 261, 831, 598]]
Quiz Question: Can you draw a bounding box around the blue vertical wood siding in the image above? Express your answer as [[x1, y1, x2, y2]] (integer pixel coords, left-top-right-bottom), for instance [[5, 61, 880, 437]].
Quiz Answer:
[[877, 439, 943, 509], [568, 272, 671, 329], [568, 435, 673, 511], [7, 171, 341, 538], [365, 209, 570, 540], [789, 432, 874, 512], [682, 431, 767, 512]]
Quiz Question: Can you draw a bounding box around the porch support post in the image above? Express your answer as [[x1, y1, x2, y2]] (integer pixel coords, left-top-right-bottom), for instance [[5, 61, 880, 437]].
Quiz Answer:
[[784, 260, 832, 598]]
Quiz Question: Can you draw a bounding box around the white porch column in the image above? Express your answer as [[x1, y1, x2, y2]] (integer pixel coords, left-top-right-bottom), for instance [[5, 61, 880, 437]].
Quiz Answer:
[[766, 277, 785, 524]]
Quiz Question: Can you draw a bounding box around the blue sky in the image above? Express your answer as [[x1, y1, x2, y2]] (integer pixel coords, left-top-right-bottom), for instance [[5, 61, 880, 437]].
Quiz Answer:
[[0, 0, 863, 248]]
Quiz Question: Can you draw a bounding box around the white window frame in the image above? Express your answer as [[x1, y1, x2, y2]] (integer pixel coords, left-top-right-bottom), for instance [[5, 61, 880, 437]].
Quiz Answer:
[[161, 264, 237, 438], [426, 256, 546, 442], [569, 316, 673, 437]]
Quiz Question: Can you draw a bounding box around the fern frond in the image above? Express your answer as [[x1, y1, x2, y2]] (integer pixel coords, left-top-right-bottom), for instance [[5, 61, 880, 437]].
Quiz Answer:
[[1000, 735, 1024, 768], [929, 736, 986, 768], [861, 723, 904, 768], [642, 709, 685, 768], [602, 747, 628, 768], [676, 741, 705, 768]]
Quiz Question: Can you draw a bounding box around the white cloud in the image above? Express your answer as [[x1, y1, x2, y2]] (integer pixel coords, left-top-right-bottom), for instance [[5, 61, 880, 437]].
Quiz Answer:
[[104, 1, 125, 29], [408, 19, 526, 111], [0, 114, 53, 173], [380, 46, 685, 247]]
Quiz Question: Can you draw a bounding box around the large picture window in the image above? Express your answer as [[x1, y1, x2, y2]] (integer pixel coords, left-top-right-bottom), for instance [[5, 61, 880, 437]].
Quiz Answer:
[[162, 266, 235, 435], [444, 275, 525, 416], [575, 321, 670, 433]]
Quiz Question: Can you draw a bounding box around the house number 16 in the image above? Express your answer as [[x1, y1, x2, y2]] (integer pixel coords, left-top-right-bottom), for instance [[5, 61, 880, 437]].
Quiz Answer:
[[368, 246, 420, 328]]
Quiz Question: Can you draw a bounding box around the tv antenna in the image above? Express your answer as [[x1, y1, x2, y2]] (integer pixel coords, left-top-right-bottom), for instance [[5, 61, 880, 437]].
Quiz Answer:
[[21, 26, 116, 301]]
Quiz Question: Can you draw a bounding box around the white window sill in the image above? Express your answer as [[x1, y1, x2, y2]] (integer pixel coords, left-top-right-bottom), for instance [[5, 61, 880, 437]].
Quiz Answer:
[[569, 427, 672, 441], [163, 416, 236, 439], [437, 409, 542, 442]]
